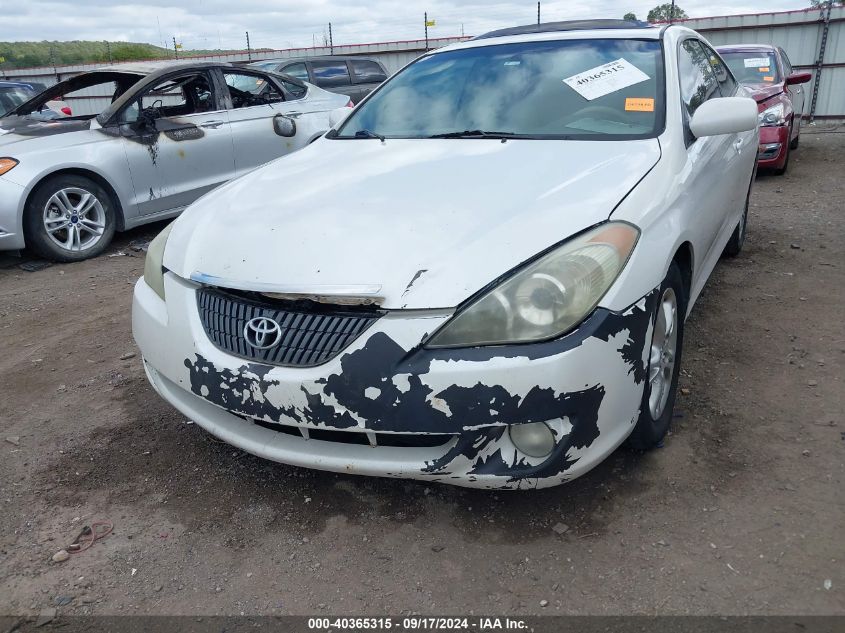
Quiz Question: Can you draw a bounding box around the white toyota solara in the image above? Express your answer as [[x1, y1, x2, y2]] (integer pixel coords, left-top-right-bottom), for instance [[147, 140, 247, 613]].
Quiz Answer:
[[132, 20, 759, 489]]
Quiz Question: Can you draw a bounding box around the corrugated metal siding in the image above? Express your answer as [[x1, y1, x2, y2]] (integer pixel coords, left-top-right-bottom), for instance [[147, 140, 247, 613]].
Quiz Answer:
[[0, 37, 466, 116], [678, 6, 845, 117]]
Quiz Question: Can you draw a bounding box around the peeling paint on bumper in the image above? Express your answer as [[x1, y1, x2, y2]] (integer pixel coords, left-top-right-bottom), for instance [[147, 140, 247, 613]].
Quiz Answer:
[[133, 274, 658, 489]]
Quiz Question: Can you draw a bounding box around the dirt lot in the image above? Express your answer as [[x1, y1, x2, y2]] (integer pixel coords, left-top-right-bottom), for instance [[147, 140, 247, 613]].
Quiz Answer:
[[0, 131, 843, 619]]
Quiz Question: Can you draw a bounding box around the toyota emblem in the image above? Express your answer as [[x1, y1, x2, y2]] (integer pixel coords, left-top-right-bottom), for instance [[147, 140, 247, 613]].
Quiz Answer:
[[243, 316, 283, 350]]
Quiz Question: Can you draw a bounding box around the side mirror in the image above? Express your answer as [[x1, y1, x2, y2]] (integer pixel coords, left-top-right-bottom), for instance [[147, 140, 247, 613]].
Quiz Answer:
[[132, 107, 159, 132], [786, 71, 812, 85], [273, 114, 296, 137], [689, 97, 758, 138], [328, 105, 352, 128]]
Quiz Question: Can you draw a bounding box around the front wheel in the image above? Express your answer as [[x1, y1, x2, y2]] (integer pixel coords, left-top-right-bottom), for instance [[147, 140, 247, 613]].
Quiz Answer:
[[772, 124, 792, 176], [628, 262, 686, 450], [23, 174, 117, 262], [723, 172, 753, 257]]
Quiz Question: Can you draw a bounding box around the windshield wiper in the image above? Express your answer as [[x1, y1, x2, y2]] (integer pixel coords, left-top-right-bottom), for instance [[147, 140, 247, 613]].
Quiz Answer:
[[354, 129, 386, 141], [428, 129, 524, 139]]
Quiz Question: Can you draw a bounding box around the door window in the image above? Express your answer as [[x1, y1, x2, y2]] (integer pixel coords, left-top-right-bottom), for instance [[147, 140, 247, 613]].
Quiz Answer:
[[350, 59, 387, 84], [281, 62, 309, 82], [122, 73, 215, 122], [223, 71, 285, 108], [779, 48, 793, 76], [310, 60, 352, 87], [678, 39, 720, 118], [701, 43, 737, 96], [278, 78, 307, 99]]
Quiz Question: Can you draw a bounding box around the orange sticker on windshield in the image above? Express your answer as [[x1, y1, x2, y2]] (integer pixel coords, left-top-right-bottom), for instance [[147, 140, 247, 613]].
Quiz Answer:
[[763, 76, 774, 82], [758, 67, 770, 72], [625, 97, 655, 112]]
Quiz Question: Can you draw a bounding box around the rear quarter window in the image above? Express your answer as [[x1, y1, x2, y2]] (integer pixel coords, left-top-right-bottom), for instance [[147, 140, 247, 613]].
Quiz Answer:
[[350, 60, 388, 84], [310, 61, 352, 87]]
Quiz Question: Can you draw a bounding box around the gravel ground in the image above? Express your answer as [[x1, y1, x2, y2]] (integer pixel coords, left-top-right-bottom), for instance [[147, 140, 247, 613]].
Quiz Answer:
[[0, 130, 843, 619]]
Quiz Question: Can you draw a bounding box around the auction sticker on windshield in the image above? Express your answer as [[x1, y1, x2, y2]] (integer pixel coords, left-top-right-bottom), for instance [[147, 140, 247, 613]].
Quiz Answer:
[[743, 57, 770, 68], [563, 58, 650, 100]]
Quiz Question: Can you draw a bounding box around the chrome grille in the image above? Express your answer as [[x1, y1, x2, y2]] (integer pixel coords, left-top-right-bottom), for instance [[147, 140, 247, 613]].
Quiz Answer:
[[197, 288, 381, 367]]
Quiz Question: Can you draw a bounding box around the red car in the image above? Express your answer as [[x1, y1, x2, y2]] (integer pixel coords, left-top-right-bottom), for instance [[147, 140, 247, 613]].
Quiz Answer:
[[716, 44, 811, 175]]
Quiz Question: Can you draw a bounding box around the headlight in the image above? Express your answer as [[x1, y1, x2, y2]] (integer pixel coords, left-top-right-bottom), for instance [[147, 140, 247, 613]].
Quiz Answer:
[[758, 102, 786, 127], [427, 222, 639, 347], [0, 158, 19, 176], [143, 223, 174, 300]]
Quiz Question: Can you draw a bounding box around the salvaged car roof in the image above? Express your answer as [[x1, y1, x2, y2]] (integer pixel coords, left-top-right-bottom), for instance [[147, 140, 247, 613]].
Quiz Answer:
[[95, 60, 233, 76]]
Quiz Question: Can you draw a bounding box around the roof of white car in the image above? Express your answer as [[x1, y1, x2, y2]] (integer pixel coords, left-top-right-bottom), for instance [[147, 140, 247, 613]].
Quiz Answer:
[[441, 20, 668, 53]]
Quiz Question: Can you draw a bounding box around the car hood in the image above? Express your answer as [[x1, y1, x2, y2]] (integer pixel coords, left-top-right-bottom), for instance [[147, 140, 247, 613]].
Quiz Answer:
[[0, 115, 92, 148], [165, 137, 661, 309], [742, 82, 785, 103]]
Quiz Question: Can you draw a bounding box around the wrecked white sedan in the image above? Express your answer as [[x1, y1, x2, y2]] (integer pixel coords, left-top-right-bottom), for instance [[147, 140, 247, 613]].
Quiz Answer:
[[0, 61, 349, 261], [133, 20, 759, 489]]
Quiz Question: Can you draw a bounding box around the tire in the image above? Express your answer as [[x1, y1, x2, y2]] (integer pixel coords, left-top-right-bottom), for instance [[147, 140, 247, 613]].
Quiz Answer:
[[628, 262, 686, 451], [23, 174, 117, 262], [723, 171, 753, 258], [790, 127, 800, 150], [772, 124, 791, 176]]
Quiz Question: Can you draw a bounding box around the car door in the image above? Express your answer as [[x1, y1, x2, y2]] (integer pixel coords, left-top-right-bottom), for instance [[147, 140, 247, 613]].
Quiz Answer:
[[700, 41, 755, 224], [220, 68, 308, 177], [117, 70, 235, 215], [779, 48, 805, 117], [677, 39, 744, 280], [348, 59, 388, 103]]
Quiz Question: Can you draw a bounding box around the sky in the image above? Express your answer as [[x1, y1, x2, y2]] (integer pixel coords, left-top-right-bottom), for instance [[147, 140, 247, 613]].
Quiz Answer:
[[0, 1, 812, 51]]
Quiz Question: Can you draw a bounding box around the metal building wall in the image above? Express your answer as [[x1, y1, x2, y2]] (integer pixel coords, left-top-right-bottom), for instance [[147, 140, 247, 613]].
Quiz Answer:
[[677, 6, 844, 118], [0, 36, 467, 116]]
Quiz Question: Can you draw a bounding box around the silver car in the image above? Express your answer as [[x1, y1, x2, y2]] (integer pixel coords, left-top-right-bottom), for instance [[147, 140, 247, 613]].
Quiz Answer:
[[0, 61, 350, 261]]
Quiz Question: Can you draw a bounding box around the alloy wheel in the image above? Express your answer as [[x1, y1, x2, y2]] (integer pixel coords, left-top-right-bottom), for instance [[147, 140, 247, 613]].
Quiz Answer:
[[648, 287, 679, 420], [43, 187, 107, 253]]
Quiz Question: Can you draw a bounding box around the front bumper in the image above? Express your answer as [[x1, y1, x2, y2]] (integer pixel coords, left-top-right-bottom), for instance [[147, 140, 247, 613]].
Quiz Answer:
[[0, 176, 26, 251], [133, 274, 658, 489], [757, 125, 790, 169]]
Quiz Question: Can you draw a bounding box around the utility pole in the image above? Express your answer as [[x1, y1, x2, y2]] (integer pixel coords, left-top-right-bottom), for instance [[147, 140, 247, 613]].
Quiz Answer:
[[425, 12, 429, 51], [809, 1, 833, 123], [669, 0, 676, 24], [105, 40, 112, 63], [328, 22, 334, 54], [173, 36, 178, 59], [246, 31, 252, 60], [50, 45, 58, 81], [537, 2, 541, 25]]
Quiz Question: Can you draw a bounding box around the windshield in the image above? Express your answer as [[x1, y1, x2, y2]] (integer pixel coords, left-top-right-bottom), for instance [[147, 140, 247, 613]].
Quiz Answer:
[[719, 51, 781, 84], [0, 86, 35, 117], [336, 38, 664, 140]]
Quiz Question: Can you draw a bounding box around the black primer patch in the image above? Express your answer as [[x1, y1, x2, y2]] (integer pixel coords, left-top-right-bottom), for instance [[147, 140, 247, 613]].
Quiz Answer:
[[592, 289, 658, 384], [182, 289, 657, 482]]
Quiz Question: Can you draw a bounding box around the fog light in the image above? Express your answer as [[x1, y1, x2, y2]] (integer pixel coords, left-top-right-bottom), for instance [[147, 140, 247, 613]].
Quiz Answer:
[[509, 422, 555, 458]]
